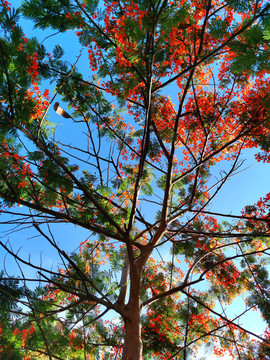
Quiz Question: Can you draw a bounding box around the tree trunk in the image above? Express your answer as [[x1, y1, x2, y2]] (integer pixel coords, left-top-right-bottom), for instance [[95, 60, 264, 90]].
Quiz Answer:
[[121, 266, 143, 360], [122, 306, 142, 360]]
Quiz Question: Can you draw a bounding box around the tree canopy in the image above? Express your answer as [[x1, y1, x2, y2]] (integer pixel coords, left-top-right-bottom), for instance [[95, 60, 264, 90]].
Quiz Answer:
[[1, 0, 270, 359]]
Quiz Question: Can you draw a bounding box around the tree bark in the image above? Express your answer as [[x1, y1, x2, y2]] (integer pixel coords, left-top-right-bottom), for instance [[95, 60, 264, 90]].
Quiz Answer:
[[122, 306, 142, 360], [121, 266, 143, 360]]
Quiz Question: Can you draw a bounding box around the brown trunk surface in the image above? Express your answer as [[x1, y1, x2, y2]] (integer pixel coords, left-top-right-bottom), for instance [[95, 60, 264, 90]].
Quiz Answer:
[[122, 308, 143, 360], [121, 265, 143, 360]]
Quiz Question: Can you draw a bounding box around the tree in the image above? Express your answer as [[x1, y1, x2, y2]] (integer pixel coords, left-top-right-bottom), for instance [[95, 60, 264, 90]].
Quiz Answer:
[[1, 0, 270, 358]]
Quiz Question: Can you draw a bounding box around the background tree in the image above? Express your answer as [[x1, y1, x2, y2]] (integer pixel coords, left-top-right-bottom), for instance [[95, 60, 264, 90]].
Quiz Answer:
[[0, 273, 27, 360], [1, 0, 270, 359]]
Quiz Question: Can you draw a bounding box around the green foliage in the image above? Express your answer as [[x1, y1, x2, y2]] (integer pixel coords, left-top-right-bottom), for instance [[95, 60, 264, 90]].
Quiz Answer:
[[226, 0, 255, 12], [52, 44, 64, 60], [21, 0, 76, 31], [0, 274, 26, 360]]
